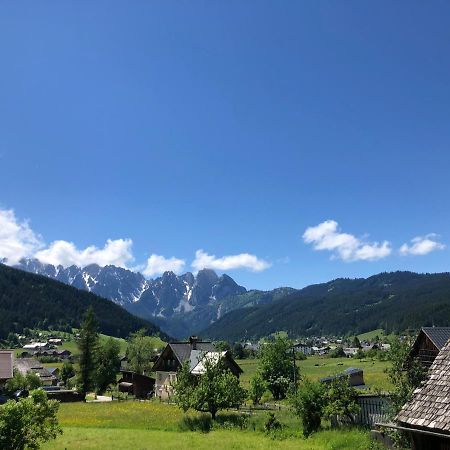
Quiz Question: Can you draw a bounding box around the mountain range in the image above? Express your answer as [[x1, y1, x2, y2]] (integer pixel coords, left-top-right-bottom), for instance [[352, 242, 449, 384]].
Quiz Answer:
[[14, 259, 450, 342], [15, 259, 277, 337]]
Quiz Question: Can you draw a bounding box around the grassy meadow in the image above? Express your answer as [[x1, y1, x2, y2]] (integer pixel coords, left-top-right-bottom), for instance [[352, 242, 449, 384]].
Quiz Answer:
[[41, 401, 377, 450], [238, 354, 392, 391]]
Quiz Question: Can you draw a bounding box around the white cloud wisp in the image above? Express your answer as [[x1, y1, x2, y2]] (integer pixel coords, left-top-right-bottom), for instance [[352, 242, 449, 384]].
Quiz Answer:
[[400, 234, 445, 256], [192, 249, 271, 272], [142, 254, 186, 277], [0, 209, 43, 265], [34, 238, 134, 268], [303, 220, 391, 262]]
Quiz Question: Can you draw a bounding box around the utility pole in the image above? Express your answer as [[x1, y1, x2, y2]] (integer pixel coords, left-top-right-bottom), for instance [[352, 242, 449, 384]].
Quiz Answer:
[[292, 346, 297, 394]]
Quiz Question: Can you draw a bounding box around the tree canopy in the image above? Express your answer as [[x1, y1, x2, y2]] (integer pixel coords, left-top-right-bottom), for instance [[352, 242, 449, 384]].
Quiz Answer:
[[174, 355, 247, 419], [0, 389, 61, 450], [259, 336, 298, 399]]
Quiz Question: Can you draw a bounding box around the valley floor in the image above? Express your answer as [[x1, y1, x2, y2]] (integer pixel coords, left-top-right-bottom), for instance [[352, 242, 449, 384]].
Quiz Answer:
[[41, 401, 377, 450]]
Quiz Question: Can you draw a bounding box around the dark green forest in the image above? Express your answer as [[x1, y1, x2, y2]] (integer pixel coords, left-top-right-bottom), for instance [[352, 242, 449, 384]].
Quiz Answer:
[[200, 271, 450, 341], [0, 264, 169, 340]]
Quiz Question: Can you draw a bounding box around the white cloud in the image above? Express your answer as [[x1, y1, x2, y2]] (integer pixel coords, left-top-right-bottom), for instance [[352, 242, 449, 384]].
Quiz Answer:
[[192, 249, 271, 272], [400, 234, 445, 256], [142, 254, 186, 277], [302, 220, 391, 262], [34, 238, 134, 268], [0, 209, 43, 265]]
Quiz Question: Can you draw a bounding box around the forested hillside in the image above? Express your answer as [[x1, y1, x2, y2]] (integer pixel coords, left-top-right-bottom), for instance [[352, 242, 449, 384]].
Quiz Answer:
[[200, 271, 450, 341], [0, 264, 169, 340]]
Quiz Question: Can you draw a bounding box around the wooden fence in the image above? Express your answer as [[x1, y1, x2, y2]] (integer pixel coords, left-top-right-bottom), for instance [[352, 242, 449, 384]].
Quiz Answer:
[[331, 394, 391, 428]]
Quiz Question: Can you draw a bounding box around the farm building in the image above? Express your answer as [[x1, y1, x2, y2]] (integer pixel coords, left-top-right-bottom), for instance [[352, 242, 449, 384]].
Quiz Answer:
[[0, 351, 14, 386], [321, 367, 365, 388], [397, 337, 450, 449], [118, 370, 155, 398], [410, 327, 450, 369], [152, 336, 243, 400]]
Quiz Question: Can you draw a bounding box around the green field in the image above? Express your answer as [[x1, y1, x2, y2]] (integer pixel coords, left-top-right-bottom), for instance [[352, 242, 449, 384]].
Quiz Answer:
[[41, 401, 376, 449], [356, 328, 396, 342], [238, 355, 392, 392]]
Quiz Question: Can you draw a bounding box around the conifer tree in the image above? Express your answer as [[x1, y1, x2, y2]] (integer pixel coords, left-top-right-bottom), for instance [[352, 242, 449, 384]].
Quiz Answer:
[[77, 306, 99, 398]]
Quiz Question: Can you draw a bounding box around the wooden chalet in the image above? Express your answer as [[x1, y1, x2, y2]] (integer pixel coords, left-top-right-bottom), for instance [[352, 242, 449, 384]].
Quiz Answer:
[[0, 351, 14, 387], [152, 336, 243, 399], [397, 338, 450, 449], [410, 327, 450, 369], [118, 370, 155, 398]]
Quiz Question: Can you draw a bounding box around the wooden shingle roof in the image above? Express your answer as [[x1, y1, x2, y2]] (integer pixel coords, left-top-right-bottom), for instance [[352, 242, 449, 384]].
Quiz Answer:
[[397, 337, 450, 432], [421, 327, 450, 350]]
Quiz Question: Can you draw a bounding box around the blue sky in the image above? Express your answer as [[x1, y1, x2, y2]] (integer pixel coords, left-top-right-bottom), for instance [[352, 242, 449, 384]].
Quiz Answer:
[[1, 1, 450, 290]]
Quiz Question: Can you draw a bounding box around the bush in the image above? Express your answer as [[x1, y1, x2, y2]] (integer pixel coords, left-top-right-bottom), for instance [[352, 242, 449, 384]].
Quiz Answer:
[[248, 373, 267, 405], [323, 377, 360, 424], [0, 389, 62, 450], [179, 414, 212, 433], [290, 379, 325, 437], [264, 412, 283, 433], [330, 347, 346, 358]]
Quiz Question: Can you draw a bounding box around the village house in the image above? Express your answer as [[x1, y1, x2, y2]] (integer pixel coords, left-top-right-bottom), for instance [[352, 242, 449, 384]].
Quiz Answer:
[[293, 342, 314, 355], [0, 351, 14, 387], [152, 336, 243, 400], [343, 347, 360, 357], [397, 337, 450, 449], [409, 326, 450, 369], [14, 358, 57, 386], [23, 342, 49, 351]]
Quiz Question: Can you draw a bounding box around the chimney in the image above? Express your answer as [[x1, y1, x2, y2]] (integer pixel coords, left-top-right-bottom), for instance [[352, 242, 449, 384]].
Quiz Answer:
[[189, 336, 199, 350]]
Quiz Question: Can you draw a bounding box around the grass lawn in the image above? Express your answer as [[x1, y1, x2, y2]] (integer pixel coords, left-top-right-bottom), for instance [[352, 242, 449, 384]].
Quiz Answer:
[[237, 355, 392, 392], [41, 401, 376, 450]]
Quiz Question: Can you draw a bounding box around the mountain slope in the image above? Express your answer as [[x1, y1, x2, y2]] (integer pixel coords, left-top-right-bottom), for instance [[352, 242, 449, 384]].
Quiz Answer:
[[200, 271, 450, 341], [0, 263, 170, 340]]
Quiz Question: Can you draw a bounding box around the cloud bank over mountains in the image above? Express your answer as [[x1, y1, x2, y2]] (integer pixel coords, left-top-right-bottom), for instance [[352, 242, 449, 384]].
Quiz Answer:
[[1, 209, 446, 278], [0, 209, 269, 277]]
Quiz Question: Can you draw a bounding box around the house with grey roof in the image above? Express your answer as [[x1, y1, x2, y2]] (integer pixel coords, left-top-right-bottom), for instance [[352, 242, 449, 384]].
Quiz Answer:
[[397, 337, 450, 449], [14, 358, 57, 386], [409, 327, 450, 369], [0, 351, 14, 387], [152, 336, 243, 399]]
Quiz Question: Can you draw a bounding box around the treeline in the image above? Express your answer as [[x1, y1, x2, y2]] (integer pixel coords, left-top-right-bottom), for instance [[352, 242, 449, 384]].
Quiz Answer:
[[201, 271, 450, 341], [0, 264, 170, 340]]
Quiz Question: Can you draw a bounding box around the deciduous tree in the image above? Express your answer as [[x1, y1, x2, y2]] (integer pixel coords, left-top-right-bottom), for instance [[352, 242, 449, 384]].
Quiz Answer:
[[174, 356, 247, 420], [259, 336, 298, 399], [126, 329, 156, 374], [97, 337, 121, 394]]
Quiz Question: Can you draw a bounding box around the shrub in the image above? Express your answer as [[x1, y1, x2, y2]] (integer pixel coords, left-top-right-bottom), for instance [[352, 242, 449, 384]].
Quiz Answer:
[[0, 389, 62, 450], [290, 379, 325, 437], [248, 373, 267, 405], [323, 377, 360, 424]]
